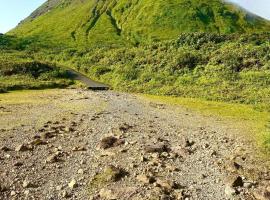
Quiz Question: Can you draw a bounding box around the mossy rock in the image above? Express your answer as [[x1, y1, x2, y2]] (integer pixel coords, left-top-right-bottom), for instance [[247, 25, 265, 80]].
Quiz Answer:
[[88, 165, 127, 195]]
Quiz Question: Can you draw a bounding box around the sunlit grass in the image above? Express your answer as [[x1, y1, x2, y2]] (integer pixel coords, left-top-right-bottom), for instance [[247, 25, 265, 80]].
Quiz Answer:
[[141, 94, 270, 153]]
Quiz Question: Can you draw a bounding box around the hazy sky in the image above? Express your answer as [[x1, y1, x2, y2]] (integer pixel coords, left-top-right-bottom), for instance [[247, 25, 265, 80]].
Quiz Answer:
[[0, 0, 269, 33]]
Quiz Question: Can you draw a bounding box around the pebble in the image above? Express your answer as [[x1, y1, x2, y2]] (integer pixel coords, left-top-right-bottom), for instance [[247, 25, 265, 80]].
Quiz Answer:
[[68, 179, 78, 189], [225, 185, 236, 196]]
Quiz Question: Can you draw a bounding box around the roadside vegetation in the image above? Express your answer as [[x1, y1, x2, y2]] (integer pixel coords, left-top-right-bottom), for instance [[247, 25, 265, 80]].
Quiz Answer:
[[0, 50, 73, 92], [1, 32, 269, 150], [142, 94, 270, 153]]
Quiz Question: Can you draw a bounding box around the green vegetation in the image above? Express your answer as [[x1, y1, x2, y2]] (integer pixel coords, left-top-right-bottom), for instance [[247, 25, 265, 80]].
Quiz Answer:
[[9, 0, 270, 48], [34, 33, 270, 111], [0, 51, 73, 92], [0, 0, 269, 150], [141, 94, 270, 152]]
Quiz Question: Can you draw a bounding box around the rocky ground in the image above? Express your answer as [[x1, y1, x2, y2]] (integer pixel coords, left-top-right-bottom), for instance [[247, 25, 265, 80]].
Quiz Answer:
[[0, 89, 269, 200]]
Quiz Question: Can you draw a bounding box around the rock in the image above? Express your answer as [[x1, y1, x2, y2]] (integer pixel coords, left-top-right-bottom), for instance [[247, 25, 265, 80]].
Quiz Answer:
[[144, 143, 169, 153], [72, 146, 86, 151], [171, 146, 191, 157], [62, 190, 72, 198], [226, 175, 244, 187], [89, 165, 127, 193], [118, 123, 133, 133], [14, 161, 24, 167], [22, 180, 33, 188], [65, 127, 74, 132], [24, 190, 30, 196], [40, 131, 55, 140], [1, 146, 12, 151], [99, 136, 125, 149], [136, 174, 156, 184], [78, 169, 84, 174], [0, 183, 8, 192], [185, 140, 195, 147], [155, 179, 175, 191], [46, 154, 59, 163], [225, 186, 236, 196], [68, 179, 78, 189], [10, 191, 16, 196], [56, 185, 63, 191], [99, 188, 117, 200], [15, 144, 33, 152], [30, 139, 47, 146], [243, 182, 253, 188]]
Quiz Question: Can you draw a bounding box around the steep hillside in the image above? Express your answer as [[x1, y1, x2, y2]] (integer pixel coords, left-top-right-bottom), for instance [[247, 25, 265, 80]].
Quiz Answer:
[[10, 0, 270, 48]]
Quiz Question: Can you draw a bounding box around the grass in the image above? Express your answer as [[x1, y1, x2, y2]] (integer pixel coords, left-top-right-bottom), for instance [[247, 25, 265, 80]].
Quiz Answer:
[[9, 0, 270, 48], [142, 94, 270, 153], [0, 51, 74, 92]]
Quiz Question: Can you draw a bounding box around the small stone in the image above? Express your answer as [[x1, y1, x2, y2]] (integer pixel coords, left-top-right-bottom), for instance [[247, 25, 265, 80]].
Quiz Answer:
[[65, 127, 74, 132], [11, 191, 16, 196], [136, 174, 155, 184], [62, 190, 71, 198], [56, 185, 63, 191], [78, 169, 84, 174], [14, 161, 24, 167], [40, 131, 55, 140], [226, 175, 244, 187], [46, 154, 59, 163], [243, 182, 253, 188], [68, 179, 78, 189], [0, 183, 8, 192], [1, 146, 12, 151], [5, 154, 11, 159], [140, 156, 148, 162], [24, 190, 30, 196], [99, 188, 117, 200], [185, 140, 195, 147], [15, 144, 33, 152], [156, 179, 175, 191], [99, 136, 125, 149], [30, 139, 47, 146], [72, 146, 86, 151], [144, 143, 169, 153], [22, 180, 33, 188], [225, 186, 236, 196]]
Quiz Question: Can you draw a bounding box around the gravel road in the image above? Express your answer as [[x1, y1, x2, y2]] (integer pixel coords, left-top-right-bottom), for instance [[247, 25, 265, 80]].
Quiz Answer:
[[0, 89, 269, 200]]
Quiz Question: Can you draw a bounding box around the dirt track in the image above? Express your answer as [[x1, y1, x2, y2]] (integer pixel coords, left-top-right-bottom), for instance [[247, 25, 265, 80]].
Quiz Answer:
[[0, 89, 269, 200]]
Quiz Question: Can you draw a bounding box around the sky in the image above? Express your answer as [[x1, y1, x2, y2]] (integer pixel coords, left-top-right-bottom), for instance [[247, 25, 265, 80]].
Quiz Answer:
[[0, 0, 270, 33]]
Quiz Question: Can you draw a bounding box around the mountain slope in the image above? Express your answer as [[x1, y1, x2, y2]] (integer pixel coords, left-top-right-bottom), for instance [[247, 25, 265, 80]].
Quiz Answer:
[[10, 0, 270, 48]]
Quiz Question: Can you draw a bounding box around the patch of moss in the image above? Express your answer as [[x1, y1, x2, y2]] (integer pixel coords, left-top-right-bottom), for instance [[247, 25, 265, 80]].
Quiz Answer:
[[88, 166, 126, 195]]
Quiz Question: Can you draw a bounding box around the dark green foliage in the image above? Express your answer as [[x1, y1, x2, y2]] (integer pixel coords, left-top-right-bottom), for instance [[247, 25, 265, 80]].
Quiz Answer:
[[0, 51, 73, 92], [31, 33, 269, 111]]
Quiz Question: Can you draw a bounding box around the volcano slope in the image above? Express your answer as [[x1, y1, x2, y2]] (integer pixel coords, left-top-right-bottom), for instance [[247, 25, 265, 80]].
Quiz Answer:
[[0, 89, 269, 200], [10, 0, 270, 48]]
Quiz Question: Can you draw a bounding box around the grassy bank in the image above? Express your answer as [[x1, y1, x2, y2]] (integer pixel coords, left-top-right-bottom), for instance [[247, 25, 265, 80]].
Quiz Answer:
[[33, 33, 270, 111], [0, 51, 73, 92], [142, 94, 270, 153]]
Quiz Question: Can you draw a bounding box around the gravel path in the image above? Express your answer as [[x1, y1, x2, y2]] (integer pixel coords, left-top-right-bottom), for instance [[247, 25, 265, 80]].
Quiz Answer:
[[0, 89, 269, 200]]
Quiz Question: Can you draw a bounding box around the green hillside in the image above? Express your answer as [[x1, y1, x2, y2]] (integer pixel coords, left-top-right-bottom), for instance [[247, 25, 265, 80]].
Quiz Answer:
[[10, 0, 270, 48]]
